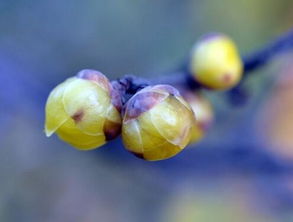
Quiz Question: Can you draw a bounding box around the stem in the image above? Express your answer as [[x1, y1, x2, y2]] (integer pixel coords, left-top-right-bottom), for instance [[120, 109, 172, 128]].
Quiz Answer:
[[111, 75, 151, 105]]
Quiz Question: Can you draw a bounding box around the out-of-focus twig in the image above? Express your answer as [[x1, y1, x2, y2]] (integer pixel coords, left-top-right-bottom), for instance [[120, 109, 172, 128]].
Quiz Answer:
[[243, 28, 293, 74]]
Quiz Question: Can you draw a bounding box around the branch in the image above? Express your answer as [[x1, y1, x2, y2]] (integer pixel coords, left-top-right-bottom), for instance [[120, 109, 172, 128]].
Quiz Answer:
[[228, 28, 293, 105], [243, 28, 293, 73]]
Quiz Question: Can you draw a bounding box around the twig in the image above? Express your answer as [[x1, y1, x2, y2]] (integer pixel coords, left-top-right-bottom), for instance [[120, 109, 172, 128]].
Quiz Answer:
[[243, 28, 293, 73]]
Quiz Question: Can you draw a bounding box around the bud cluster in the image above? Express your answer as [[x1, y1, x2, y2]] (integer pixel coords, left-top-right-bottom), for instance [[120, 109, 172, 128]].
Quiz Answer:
[[45, 32, 243, 160]]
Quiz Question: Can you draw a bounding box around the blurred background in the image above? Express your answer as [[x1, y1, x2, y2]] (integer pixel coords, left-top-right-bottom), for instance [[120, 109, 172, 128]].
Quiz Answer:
[[1, 0, 293, 221]]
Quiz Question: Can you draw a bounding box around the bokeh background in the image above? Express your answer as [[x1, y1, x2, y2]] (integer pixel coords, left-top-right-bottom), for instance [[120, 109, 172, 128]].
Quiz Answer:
[[1, 0, 293, 221]]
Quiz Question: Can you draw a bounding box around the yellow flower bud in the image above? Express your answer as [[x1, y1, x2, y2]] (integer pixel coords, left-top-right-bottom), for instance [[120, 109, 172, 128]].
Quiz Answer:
[[45, 69, 122, 150], [190, 33, 243, 90], [184, 92, 214, 144], [122, 85, 195, 161]]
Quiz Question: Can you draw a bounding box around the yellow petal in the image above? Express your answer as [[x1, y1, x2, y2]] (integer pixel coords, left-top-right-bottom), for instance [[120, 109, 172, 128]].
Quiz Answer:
[[56, 118, 105, 150], [62, 78, 109, 136], [122, 117, 183, 160], [150, 96, 193, 148], [122, 119, 143, 154], [138, 111, 168, 151], [189, 125, 204, 143], [143, 141, 182, 161], [57, 133, 105, 150], [105, 105, 121, 124], [44, 78, 75, 137]]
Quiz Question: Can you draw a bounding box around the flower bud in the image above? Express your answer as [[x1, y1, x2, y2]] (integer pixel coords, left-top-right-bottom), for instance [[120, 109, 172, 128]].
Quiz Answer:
[[184, 92, 214, 143], [45, 69, 122, 150], [122, 85, 195, 161], [190, 33, 243, 90]]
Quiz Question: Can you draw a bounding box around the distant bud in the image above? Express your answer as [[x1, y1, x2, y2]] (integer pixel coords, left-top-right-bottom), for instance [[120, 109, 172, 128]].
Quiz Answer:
[[190, 33, 243, 90], [45, 69, 122, 150], [184, 92, 214, 143], [122, 85, 195, 161]]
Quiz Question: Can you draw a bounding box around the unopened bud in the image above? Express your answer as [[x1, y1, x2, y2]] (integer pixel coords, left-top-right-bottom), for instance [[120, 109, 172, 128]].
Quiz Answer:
[[45, 69, 122, 150], [190, 33, 243, 90], [122, 85, 195, 161], [184, 92, 214, 143]]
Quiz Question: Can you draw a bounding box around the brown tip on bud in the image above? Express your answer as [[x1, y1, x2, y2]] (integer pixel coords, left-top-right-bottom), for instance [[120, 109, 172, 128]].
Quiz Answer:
[[222, 73, 232, 84], [103, 120, 121, 141], [77, 69, 110, 92], [125, 91, 166, 120], [71, 110, 84, 123], [130, 151, 145, 159]]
